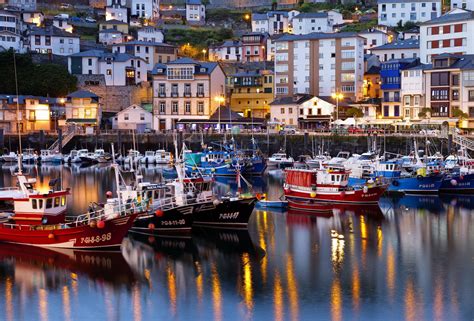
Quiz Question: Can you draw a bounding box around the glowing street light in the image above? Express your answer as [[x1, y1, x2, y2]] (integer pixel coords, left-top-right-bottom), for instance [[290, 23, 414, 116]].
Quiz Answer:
[[331, 92, 344, 121], [244, 14, 250, 21], [214, 95, 225, 132]]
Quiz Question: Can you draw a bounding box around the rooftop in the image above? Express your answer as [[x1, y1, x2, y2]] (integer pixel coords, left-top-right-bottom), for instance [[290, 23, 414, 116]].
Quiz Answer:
[[29, 26, 79, 38], [293, 12, 328, 19], [269, 95, 314, 106], [67, 90, 99, 99], [420, 9, 474, 26], [371, 39, 419, 50], [151, 58, 220, 75], [276, 32, 361, 42]]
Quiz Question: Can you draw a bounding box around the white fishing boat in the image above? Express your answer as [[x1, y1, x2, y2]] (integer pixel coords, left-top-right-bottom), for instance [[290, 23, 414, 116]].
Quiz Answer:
[[2, 152, 18, 163], [141, 151, 156, 164], [71, 149, 88, 163], [268, 152, 294, 168], [155, 149, 172, 164], [22, 148, 38, 163], [124, 149, 142, 166], [39, 150, 63, 164], [95, 149, 112, 163]]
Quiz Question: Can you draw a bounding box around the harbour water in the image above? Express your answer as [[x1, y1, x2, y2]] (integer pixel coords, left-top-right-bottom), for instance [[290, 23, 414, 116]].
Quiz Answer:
[[0, 164, 472, 320]]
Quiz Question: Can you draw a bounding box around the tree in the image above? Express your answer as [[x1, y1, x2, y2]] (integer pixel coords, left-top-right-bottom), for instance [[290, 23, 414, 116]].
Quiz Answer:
[[345, 107, 364, 118], [271, 0, 278, 10], [452, 108, 468, 119], [418, 107, 432, 119]]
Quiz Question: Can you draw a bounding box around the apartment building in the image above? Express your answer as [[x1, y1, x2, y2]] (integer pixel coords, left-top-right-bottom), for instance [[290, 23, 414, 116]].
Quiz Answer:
[[130, 0, 159, 20], [29, 26, 80, 56], [371, 38, 420, 62], [186, 0, 206, 24], [252, 11, 299, 36], [451, 0, 474, 10], [68, 50, 148, 86], [21, 11, 44, 27], [112, 41, 178, 71], [241, 32, 268, 62], [106, 4, 128, 23], [419, 9, 474, 64], [137, 26, 164, 43], [273, 32, 365, 102], [64, 90, 101, 128], [378, 0, 442, 27], [358, 29, 390, 54], [151, 58, 226, 130], [292, 12, 334, 34], [400, 63, 428, 120]]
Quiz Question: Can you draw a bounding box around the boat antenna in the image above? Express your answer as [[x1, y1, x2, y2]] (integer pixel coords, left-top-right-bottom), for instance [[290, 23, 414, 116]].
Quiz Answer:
[[13, 52, 22, 175]]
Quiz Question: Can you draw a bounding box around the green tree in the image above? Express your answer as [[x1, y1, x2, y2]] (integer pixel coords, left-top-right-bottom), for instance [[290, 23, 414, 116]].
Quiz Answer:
[[418, 107, 432, 119], [345, 107, 364, 118], [452, 108, 468, 119]]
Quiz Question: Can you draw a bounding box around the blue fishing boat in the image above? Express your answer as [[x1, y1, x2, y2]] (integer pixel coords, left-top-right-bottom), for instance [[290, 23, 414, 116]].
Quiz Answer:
[[184, 149, 242, 176]]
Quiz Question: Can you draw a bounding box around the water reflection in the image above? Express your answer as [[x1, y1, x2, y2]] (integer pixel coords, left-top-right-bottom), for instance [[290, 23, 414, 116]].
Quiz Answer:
[[0, 165, 472, 320]]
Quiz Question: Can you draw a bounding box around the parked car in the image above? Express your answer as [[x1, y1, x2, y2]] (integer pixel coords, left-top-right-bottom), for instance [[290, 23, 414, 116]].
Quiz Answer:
[[85, 17, 97, 23], [279, 126, 299, 135]]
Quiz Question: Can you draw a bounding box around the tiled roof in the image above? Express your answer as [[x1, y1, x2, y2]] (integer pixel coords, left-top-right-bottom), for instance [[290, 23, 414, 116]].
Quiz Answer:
[[276, 32, 361, 42], [371, 39, 419, 50], [67, 90, 98, 99], [113, 40, 176, 47], [29, 26, 79, 38], [293, 12, 328, 19], [420, 10, 474, 25], [269, 95, 313, 106]]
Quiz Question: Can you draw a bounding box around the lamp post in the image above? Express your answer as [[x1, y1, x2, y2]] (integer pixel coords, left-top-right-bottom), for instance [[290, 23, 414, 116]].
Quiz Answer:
[[331, 92, 344, 122], [214, 95, 225, 133], [202, 49, 207, 61]]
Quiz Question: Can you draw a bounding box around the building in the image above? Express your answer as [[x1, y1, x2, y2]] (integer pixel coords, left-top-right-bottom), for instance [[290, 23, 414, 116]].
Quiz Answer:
[[419, 9, 474, 64], [400, 63, 428, 120], [53, 17, 73, 33], [8, 0, 36, 10], [274, 32, 365, 102], [106, 4, 128, 23], [423, 54, 474, 127], [241, 33, 267, 62], [112, 104, 152, 131], [363, 65, 381, 99], [371, 38, 420, 62], [0, 9, 21, 34], [64, 90, 101, 128], [130, 0, 159, 20], [99, 19, 129, 34], [378, 0, 442, 27], [29, 26, 80, 56], [292, 11, 343, 35], [403, 27, 420, 39], [358, 29, 390, 54], [68, 50, 148, 86], [112, 41, 178, 71], [209, 40, 242, 62], [99, 29, 125, 45], [0, 30, 23, 52], [228, 69, 274, 118], [24, 96, 55, 131], [252, 11, 296, 36], [451, 0, 473, 10], [0, 95, 23, 133], [380, 58, 419, 119], [151, 58, 226, 130], [21, 11, 44, 27], [137, 26, 163, 43], [186, 0, 205, 24]]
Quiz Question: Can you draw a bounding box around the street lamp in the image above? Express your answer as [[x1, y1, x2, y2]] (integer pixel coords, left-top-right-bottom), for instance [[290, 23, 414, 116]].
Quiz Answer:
[[331, 92, 344, 121], [202, 49, 207, 60], [214, 95, 225, 132]]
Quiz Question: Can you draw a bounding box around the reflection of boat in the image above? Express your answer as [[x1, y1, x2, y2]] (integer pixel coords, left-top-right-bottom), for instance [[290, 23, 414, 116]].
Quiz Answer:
[[381, 195, 443, 213], [39, 150, 63, 164], [288, 203, 384, 218], [2, 152, 18, 162], [0, 243, 136, 286], [256, 200, 288, 209], [440, 194, 474, 210]]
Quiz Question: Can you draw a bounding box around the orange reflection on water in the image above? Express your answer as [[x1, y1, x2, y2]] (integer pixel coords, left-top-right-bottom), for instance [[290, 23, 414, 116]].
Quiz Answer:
[[62, 286, 71, 321], [377, 226, 383, 257], [360, 216, 367, 269], [38, 288, 48, 321], [241, 253, 253, 312], [331, 237, 345, 271], [132, 284, 142, 321], [211, 263, 222, 321], [330, 278, 342, 321], [258, 211, 268, 284], [5, 276, 13, 321], [166, 265, 177, 316], [195, 262, 203, 305], [404, 279, 416, 321], [273, 271, 284, 321], [433, 276, 443, 321], [286, 256, 299, 321], [386, 244, 395, 300], [352, 264, 360, 312]]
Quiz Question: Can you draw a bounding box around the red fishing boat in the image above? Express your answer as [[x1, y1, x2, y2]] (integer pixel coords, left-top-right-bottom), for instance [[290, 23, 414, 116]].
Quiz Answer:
[[284, 165, 387, 211]]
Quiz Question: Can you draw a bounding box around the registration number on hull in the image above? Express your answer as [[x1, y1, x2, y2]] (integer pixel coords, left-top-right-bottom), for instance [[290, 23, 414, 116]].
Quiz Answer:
[[80, 233, 112, 244], [160, 219, 186, 226], [219, 212, 239, 219]]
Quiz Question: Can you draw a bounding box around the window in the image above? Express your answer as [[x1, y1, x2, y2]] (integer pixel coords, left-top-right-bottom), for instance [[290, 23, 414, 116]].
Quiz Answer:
[[32, 199, 37, 209], [54, 197, 60, 207], [289, 108, 293, 114], [185, 101, 191, 113], [404, 96, 411, 106], [469, 90, 474, 102], [172, 102, 178, 114], [452, 74, 460, 86], [383, 105, 389, 117], [452, 90, 459, 101], [61, 196, 66, 206], [140, 113, 145, 121], [197, 83, 204, 96], [46, 198, 53, 209], [88, 58, 92, 66], [106, 69, 112, 75], [431, 89, 449, 100], [281, 108, 285, 114], [414, 96, 420, 106], [159, 101, 166, 114], [431, 72, 449, 86], [197, 102, 204, 114], [167, 67, 194, 80]]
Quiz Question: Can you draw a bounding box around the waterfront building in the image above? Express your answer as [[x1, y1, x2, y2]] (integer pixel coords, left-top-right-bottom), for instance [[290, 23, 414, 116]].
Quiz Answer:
[[209, 40, 242, 62], [137, 26, 164, 43], [363, 65, 381, 99], [112, 104, 152, 131], [419, 9, 474, 64], [274, 32, 365, 102], [28, 26, 80, 56], [64, 90, 101, 128], [400, 63, 428, 121], [186, 0, 206, 24], [228, 69, 274, 119], [377, 0, 442, 27], [371, 38, 420, 62], [112, 41, 178, 71], [130, 0, 159, 20], [151, 58, 226, 130], [68, 50, 148, 86], [99, 19, 129, 34], [292, 11, 342, 35], [106, 4, 129, 23]]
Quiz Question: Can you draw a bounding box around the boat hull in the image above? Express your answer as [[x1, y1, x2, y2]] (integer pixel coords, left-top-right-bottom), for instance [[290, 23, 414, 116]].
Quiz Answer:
[[185, 163, 238, 176], [193, 197, 256, 228], [387, 175, 444, 194], [440, 173, 474, 193], [0, 213, 139, 249], [243, 159, 267, 176], [131, 204, 194, 235]]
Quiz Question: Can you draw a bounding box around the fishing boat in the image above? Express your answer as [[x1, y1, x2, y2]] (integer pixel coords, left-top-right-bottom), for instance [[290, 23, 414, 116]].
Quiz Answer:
[[22, 148, 38, 164], [141, 151, 156, 165], [96, 149, 112, 163], [155, 149, 172, 165], [2, 152, 18, 163], [123, 149, 142, 166], [70, 149, 88, 163], [256, 199, 288, 209], [184, 148, 242, 176], [268, 151, 294, 169], [39, 150, 63, 164], [284, 164, 387, 210]]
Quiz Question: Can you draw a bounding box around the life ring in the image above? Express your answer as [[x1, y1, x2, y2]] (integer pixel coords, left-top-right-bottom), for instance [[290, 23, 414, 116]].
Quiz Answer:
[[392, 180, 399, 186]]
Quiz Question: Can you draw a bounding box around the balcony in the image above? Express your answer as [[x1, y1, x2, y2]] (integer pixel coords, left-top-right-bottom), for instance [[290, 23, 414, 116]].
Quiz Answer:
[[183, 92, 192, 98], [171, 92, 179, 98], [197, 92, 205, 98], [158, 92, 166, 98]]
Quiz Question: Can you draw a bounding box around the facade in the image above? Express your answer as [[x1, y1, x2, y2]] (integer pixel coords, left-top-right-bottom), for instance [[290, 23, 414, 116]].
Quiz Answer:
[[228, 70, 274, 118], [380, 58, 419, 119], [8, 0, 36, 10], [21, 11, 44, 27], [106, 5, 129, 23], [68, 50, 148, 86], [451, 0, 473, 10], [130, 0, 159, 20], [112, 104, 152, 130], [137, 26, 164, 43], [99, 19, 129, 34], [151, 58, 226, 130], [112, 41, 178, 71], [241, 33, 267, 62], [0, 10, 21, 34], [29, 26, 80, 56], [53, 18, 73, 33], [65, 90, 101, 128], [400, 64, 428, 120], [371, 38, 420, 62], [0, 30, 23, 52], [186, 0, 205, 24], [378, 0, 442, 27], [24, 97, 53, 131], [358, 29, 389, 54], [292, 10, 343, 35], [252, 11, 296, 36], [363, 65, 381, 99], [98, 29, 125, 45], [209, 40, 242, 62], [274, 32, 365, 102], [419, 9, 474, 64]]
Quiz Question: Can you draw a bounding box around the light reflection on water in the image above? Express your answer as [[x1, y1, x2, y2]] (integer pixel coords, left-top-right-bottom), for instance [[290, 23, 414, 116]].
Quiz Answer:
[[0, 165, 472, 320]]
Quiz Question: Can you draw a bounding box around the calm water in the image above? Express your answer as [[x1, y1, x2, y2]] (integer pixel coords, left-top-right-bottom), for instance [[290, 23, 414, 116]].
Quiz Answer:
[[0, 164, 473, 321]]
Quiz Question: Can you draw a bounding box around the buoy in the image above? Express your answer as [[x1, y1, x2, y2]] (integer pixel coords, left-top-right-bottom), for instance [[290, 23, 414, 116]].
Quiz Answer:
[[450, 179, 458, 186], [97, 220, 105, 229], [226, 164, 231, 168], [213, 199, 220, 206], [211, 168, 216, 172], [262, 193, 267, 200], [48, 233, 55, 239], [155, 209, 164, 217], [338, 235, 344, 240], [148, 223, 155, 230], [310, 192, 317, 198], [89, 220, 97, 228], [192, 166, 197, 171], [106, 191, 113, 198], [256, 193, 262, 200]]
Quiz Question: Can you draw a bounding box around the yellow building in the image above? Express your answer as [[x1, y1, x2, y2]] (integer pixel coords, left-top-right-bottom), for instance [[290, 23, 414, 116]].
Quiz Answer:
[[363, 65, 381, 99], [99, 19, 129, 34], [64, 90, 101, 128], [228, 70, 274, 119]]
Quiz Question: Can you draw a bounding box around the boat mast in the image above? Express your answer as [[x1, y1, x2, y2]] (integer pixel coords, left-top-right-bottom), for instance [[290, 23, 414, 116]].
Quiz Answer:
[[13, 52, 22, 175], [111, 144, 122, 210]]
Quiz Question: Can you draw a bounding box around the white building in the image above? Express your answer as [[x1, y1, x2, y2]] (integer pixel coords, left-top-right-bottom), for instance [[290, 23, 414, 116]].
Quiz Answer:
[[53, 17, 73, 33], [68, 50, 148, 86], [130, 0, 159, 20], [21, 11, 44, 27], [99, 29, 124, 45], [209, 40, 241, 62], [419, 9, 474, 64], [112, 41, 178, 71], [137, 26, 163, 42], [106, 5, 128, 23], [371, 38, 420, 62], [29, 26, 80, 56], [292, 12, 333, 34], [401, 64, 427, 119], [252, 11, 297, 36], [0, 10, 20, 34], [274, 32, 365, 102], [358, 29, 390, 54], [186, 0, 205, 24], [0, 30, 23, 52], [378, 0, 442, 27], [151, 58, 226, 130], [451, 0, 474, 10], [8, 0, 36, 10], [112, 104, 152, 130]]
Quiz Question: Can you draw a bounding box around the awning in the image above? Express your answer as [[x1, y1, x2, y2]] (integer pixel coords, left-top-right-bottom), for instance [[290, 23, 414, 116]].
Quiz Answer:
[[66, 118, 97, 124], [416, 118, 457, 125]]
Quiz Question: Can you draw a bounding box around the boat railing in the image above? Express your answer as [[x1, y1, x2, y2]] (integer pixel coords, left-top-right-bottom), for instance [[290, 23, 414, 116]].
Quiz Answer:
[[0, 187, 19, 192]]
